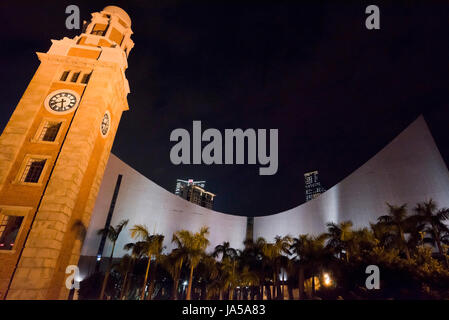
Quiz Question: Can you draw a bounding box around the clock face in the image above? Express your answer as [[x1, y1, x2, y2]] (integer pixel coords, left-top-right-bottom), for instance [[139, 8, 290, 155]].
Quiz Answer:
[[48, 92, 77, 112], [101, 112, 110, 137], [44, 89, 80, 114]]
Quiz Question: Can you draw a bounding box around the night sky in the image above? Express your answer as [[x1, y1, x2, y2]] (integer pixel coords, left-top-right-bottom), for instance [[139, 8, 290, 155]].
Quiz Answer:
[[0, 1, 448, 216]]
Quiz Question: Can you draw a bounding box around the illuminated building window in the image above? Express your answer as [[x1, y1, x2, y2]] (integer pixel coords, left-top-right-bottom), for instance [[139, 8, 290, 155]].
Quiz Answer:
[[0, 214, 24, 251], [177, 180, 215, 209], [20, 158, 47, 183], [81, 73, 91, 84], [304, 171, 326, 202], [60, 71, 70, 81], [38, 121, 62, 142], [71, 72, 81, 83]]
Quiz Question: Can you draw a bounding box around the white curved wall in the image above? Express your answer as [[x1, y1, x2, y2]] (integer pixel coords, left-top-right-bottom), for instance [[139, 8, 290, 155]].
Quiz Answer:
[[80, 116, 449, 265], [254, 116, 449, 240], [80, 155, 248, 259]]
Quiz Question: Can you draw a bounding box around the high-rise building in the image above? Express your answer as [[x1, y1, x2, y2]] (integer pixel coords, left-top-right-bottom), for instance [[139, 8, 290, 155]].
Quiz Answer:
[[0, 6, 134, 299], [304, 171, 326, 202], [174, 179, 205, 196], [178, 184, 215, 209]]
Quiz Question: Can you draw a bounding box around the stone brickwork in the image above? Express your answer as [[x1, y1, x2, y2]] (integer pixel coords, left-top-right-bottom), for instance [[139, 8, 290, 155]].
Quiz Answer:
[[0, 6, 133, 300]]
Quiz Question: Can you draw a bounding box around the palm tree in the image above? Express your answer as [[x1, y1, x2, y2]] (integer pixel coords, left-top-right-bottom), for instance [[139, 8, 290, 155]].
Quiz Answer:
[[261, 235, 292, 299], [238, 266, 259, 300], [111, 254, 133, 299], [326, 221, 353, 262], [256, 242, 269, 300], [207, 258, 235, 300], [285, 257, 297, 300], [414, 199, 449, 262], [121, 241, 146, 299], [195, 253, 219, 299], [164, 246, 189, 300], [98, 219, 129, 300], [350, 227, 378, 259], [172, 226, 210, 300], [213, 241, 238, 262], [378, 203, 412, 260], [223, 256, 239, 300], [130, 225, 165, 300], [213, 242, 238, 299], [404, 218, 427, 253], [370, 221, 395, 249], [237, 238, 267, 299], [292, 234, 329, 297], [291, 235, 308, 299]]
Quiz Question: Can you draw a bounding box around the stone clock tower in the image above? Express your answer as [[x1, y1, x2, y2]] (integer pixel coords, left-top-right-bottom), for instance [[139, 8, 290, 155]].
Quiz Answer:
[[0, 6, 134, 299]]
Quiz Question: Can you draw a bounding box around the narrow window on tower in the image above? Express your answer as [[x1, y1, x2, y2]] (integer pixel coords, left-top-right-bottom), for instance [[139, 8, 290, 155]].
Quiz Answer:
[[20, 158, 47, 183], [38, 121, 62, 142], [0, 213, 24, 251], [81, 72, 92, 84], [91, 23, 107, 36], [71, 72, 81, 83], [60, 70, 70, 81]]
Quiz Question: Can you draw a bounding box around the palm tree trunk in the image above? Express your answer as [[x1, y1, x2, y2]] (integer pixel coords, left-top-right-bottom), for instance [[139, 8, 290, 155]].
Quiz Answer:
[[399, 228, 411, 260], [99, 241, 116, 299], [298, 266, 304, 300], [273, 272, 279, 300], [434, 231, 444, 257], [266, 284, 272, 300], [120, 272, 129, 300], [201, 281, 207, 300], [124, 272, 133, 299], [147, 261, 159, 300], [172, 260, 183, 300], [147, 276, 155, 300], [431, 224, 448, 266], [140, 257, 152, 300], [278, 270, 284, 300], [280, 270, 285, 300], [186, 265, 194, 300], [287, 280, 293, 300], [172, 277, 179, 300], [312, 274, 316, 296], [99, 271, 110, 300], [120, 258, 133, 300]]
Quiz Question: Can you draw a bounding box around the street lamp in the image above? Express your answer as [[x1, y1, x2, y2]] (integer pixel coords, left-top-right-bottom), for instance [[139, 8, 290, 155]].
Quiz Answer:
[[323, 273, 332, 287], [182, 280, 188, 297]]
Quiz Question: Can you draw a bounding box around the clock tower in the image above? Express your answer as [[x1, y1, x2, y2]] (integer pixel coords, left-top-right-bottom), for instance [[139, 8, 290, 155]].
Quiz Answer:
[[0, 6, 134, 299]]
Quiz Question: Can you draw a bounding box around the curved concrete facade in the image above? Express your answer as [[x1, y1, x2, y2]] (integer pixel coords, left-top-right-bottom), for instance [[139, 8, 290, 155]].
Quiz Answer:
[[80, 116, 449, 267], [80, 156, 248, 259], [254, 116, 449, 240]]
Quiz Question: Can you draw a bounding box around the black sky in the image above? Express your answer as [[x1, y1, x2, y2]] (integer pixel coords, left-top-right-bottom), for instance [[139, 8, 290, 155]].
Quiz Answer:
[[0, 0, 448, 216]]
